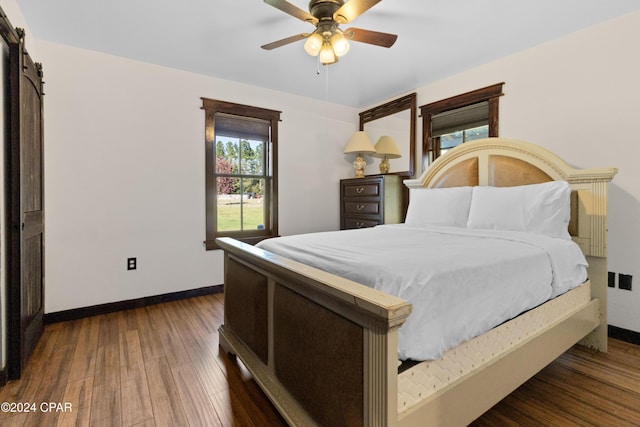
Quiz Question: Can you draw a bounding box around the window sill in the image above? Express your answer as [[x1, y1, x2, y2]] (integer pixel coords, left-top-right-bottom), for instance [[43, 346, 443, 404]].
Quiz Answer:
[[205, 234, 277, 251]]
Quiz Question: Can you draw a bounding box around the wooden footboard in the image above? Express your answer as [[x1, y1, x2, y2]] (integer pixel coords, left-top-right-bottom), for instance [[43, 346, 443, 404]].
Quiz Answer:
[[217, 237, 412, 427]]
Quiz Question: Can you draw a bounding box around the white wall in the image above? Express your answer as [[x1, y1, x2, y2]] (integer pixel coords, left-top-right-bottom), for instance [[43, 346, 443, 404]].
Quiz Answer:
[[410, 11, 640, 332], [36, 40, 357, 313]]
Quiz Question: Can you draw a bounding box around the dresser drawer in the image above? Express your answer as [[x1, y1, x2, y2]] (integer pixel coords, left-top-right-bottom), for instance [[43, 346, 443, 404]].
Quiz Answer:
[[343, 218, 380, 229], [342, 182, 381, 198], [343, 201, 380, 215]]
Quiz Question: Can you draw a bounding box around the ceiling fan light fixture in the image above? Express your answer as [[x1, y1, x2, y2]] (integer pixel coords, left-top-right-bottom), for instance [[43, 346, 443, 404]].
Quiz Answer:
[[262, 0, 397, 66], [331, 30, 350, 57], [304, 32, 323, 56], [319, 42, 337, 65]]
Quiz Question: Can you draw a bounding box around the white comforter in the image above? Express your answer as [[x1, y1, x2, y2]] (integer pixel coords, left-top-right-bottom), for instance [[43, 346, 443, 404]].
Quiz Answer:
[[257, 225, 588, 361]]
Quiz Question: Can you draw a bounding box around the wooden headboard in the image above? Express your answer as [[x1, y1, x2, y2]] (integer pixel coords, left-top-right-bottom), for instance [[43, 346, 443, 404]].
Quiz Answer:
[[404, 138, 617, 258]]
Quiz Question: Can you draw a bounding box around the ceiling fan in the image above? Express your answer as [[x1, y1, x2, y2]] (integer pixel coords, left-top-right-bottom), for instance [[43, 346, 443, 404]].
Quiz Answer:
[[261, 0, 398, 65]]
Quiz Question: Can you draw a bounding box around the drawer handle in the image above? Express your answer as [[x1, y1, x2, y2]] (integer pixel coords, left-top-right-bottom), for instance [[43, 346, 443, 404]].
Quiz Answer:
[[356, 204, 365, 211], [356, 222, 365, 228], [356, 187, 364, 194]]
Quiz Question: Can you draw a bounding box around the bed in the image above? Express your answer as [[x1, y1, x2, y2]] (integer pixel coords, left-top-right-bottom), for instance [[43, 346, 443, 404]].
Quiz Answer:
[[217, 138, 617, 426]]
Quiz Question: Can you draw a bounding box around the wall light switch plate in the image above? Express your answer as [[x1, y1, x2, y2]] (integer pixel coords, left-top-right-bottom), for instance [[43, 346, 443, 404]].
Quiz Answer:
[[127, 257, 137, 270], [608, 272, 615, 288], [619, 273, 632, 291]]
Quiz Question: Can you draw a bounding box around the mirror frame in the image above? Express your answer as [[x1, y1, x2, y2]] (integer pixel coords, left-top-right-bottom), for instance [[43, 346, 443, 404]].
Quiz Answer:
[[359, 92, 417, 177]]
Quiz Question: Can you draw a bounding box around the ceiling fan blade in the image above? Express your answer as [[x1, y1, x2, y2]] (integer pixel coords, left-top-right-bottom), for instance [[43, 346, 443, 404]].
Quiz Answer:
[[264, 0, 318, 24], [343, 27, 397, 48], [261, 33, 311, 50], [334, 0, 381, 24]]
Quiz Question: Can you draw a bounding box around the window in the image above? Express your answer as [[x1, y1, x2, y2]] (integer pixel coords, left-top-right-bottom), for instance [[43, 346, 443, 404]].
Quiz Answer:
[[421, 83, 504, 168], [202, 98, 281, 250]]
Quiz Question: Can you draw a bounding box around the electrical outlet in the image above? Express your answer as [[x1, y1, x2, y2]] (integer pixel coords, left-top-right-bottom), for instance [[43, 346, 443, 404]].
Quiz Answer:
[[608, 272, 616, 288], [127, 257, 137, 270], [619, 273, 632, 291]]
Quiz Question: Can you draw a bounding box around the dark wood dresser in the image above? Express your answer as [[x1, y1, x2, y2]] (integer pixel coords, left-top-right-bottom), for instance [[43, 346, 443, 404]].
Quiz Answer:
[[340, 175, 404, 230]]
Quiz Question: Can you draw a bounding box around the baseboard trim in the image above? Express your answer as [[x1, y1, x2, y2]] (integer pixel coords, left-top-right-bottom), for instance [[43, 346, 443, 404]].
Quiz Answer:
[[44, 284, 223, 324], [608, 325, 640, 346]]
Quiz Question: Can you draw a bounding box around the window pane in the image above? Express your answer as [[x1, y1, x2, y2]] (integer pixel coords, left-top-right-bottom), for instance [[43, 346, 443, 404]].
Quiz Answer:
[[242, 178, 265, 231], [240, 139, 265, 175], [216, 177, 266, 232], [216, 136, 239, 173], [464, 125, 489, 142], [440, 131, 463, 150], [439, 125, 489, 157], [217, 178, 242, 231]]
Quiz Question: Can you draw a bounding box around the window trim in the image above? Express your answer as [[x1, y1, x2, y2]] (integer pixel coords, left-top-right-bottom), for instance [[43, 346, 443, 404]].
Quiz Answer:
[[201, 98, 281, 250], [420, 83, 504, 168]]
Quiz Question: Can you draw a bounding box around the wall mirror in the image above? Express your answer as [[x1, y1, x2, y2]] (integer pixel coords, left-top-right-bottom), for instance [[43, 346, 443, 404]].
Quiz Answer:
[[360, 93, 416, 177]]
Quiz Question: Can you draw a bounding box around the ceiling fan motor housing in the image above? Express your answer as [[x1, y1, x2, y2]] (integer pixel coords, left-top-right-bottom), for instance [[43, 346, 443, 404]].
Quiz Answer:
[[309, 0, 345, 21]]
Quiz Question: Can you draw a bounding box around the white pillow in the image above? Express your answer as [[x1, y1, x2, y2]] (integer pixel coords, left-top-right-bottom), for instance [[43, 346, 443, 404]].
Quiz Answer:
[[405, 186, 473, 228], [467, 181, 572, 239]]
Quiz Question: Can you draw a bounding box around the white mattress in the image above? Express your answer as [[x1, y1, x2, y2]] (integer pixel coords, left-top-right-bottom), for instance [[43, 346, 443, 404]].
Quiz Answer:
[[257, 224, 588, 360]]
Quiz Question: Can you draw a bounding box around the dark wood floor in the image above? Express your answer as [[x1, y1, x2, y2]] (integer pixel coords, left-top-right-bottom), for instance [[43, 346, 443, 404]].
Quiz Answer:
[[1, 293, 639, 426]]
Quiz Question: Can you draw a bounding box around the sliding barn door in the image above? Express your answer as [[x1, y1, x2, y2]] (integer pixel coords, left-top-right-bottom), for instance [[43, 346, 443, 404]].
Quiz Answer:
[[7, 33, 45, 379]]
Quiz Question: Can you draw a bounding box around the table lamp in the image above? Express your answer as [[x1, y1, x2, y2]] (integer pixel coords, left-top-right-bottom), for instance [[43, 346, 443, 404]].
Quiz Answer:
[[373, 136, 401, 174], [344, 131, 376, 178]]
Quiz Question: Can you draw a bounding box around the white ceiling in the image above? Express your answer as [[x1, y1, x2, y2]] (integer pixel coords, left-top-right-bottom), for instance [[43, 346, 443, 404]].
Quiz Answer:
[[15, 0, 640, 108]]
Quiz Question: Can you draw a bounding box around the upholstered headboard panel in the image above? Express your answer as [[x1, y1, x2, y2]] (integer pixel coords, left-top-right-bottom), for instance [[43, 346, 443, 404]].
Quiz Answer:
[[432, 157, 479, 188], [405, 138, 617, 258]]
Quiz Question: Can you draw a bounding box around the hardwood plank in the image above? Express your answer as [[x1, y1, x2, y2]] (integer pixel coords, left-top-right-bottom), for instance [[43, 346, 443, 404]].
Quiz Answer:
[[144, 357, 189, 427], [133, 307, 165, 362], [145, 306, 191, 367], [119, 331, 153, 426], [170, 363, 223, 426], [67, 316, 101, 383], [93, 344, 120, 387], [97, 312, 121, 348], [57, 377, 93, 427], [90, 379, 121, 427], [117, 310, 139, 335], [90, 343, 121, 426], [210, 388, 257, 427], [57, 408, 91, 427]]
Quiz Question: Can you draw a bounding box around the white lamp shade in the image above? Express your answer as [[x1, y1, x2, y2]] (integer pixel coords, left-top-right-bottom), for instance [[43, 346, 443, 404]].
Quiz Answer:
[[373, 136, 402, 158], [344, 131, 376, 154]]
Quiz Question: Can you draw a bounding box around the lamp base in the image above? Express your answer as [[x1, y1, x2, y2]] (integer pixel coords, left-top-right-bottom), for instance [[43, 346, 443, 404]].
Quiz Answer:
[[353, 155, 367, 178], [378, 157, 390, 174]]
